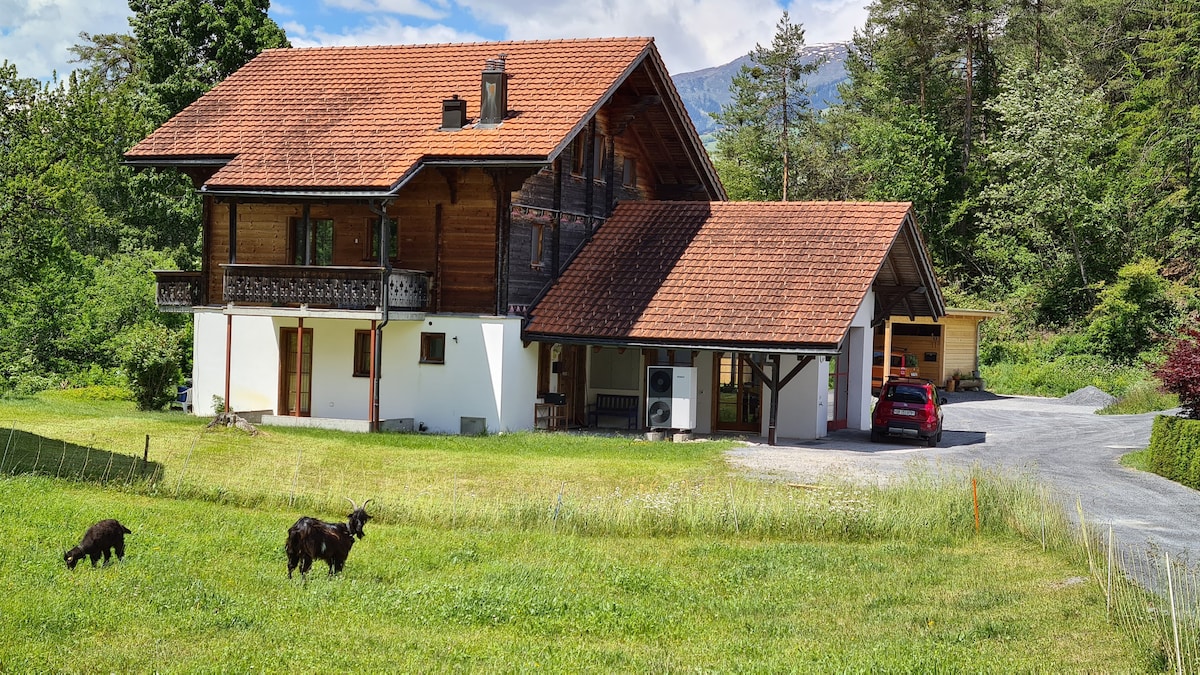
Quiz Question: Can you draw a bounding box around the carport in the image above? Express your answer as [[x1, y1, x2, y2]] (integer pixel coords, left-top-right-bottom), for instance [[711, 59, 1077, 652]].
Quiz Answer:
[[524, 200, 946, 444]]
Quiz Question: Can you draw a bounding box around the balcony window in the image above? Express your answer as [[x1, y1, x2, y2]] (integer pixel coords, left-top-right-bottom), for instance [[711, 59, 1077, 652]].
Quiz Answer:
[[290, 217, 334, 265], [366, 217, 398, 262]]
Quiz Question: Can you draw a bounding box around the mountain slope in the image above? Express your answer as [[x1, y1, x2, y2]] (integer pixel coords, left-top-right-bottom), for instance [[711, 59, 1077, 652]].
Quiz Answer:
[[671, 42, 849, 139]]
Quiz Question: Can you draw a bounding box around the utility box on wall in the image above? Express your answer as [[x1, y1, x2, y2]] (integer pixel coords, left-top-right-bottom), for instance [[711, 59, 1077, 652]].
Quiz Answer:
[[646, 366, 698, 430]]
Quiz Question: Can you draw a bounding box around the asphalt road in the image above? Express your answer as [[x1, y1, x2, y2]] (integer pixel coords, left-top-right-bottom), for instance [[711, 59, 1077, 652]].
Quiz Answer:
[[727, 391, 1200, 570]]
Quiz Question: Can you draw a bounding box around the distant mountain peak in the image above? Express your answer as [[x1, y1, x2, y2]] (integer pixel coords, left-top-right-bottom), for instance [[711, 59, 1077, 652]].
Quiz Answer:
[[672, 42, 849, 140]]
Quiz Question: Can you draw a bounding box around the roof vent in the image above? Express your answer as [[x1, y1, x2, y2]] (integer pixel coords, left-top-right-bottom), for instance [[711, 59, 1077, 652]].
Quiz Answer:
[[478, 54, 508, 129], [441, 95, 467, 131]]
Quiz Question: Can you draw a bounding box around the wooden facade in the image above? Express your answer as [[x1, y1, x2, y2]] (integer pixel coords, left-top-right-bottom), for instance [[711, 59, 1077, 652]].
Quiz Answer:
[[172, 86, 699, 318]]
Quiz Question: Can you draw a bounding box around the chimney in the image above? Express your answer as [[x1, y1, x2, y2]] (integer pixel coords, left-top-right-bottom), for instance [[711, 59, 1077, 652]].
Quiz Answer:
[[478, 54, 508, 129], [440, 95, 466, 131]]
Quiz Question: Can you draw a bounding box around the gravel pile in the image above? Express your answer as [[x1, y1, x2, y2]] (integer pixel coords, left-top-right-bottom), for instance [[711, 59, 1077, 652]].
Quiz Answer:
[[1060, 385, 1117, 408]]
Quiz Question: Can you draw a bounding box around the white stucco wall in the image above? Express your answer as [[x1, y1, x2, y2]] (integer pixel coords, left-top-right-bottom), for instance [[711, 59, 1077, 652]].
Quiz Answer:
[[193, 310, 281, 416], [769, 355, 830, 440], [192, 312, 538, 434], [846, 293, 876, 430]]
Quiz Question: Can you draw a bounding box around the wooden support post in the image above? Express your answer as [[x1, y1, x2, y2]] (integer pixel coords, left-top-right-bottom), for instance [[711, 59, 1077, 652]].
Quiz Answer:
[[223, 314, 232, 413], [295, 317, 304, 417]]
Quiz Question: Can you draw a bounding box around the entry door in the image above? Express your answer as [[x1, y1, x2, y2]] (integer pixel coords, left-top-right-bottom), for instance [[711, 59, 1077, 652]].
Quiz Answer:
[[280, 327, 313, 416], [829, 350, 849, 431], [714, 352, 762, 432]]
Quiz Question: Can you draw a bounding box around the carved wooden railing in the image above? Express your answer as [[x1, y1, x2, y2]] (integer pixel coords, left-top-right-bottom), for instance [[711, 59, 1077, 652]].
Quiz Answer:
[[154, 271, 203, 311], [223, 265, 430, 311], [154, 266, 430, 312]]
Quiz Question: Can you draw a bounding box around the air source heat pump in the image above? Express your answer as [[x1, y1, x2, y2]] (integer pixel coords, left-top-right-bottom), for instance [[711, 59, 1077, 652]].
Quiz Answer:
[[646, 366, 698, 430]]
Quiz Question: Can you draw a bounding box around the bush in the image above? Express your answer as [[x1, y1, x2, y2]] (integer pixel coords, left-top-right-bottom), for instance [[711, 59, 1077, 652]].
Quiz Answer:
[[116, 323, 185, 411], [1146, 415, 1200, 488], [1155, 326, 1200, 419]]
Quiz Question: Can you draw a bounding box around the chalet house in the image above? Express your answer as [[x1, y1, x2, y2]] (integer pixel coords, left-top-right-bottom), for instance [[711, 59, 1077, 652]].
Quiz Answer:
[[126, 37, 944, 442]]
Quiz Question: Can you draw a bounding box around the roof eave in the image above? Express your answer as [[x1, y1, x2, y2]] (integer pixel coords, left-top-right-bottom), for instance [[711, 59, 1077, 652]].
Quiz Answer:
[[520, 331, 841, 356]]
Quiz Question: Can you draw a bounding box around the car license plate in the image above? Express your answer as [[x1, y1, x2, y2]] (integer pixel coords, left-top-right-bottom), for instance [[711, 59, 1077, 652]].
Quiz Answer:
[[894, 409, 917, 416]]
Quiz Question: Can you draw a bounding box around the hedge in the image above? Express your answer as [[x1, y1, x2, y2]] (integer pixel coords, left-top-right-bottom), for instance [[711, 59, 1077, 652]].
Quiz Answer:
[[1147, 415, 1200, 489]]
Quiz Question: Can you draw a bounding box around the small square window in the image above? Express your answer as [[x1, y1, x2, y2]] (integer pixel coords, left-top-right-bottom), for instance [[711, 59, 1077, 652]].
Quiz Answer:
[[622, 157, 637, 187], [421, 332, 446, 364], [353, 330, 372, 377]]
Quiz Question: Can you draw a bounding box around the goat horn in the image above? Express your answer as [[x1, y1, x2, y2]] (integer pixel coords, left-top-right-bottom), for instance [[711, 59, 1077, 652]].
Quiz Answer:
[[345, 497, 359, 511], [362, 499, 373, 510]]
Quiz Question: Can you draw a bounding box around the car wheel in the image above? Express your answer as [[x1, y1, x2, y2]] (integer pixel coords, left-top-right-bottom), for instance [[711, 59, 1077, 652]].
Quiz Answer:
[[870, 428, 884, 443], [926, 435, 938, 447]]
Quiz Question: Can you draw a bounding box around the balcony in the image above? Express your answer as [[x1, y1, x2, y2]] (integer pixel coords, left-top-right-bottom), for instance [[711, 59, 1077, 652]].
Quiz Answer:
[[155, 271, 203, 312], [154, 266, 430, 314]]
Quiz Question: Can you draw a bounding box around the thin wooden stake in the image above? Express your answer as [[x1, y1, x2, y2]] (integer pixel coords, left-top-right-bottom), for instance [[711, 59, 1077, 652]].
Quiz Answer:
[[972, 478, 980, 532], [34, 438, 43, 475], [451, 474, 458, 528], [144, 434, 150, 462], [1040, 488, 1046, 551], [56, 441, 66, 478], [1167, 552, 1183, 675], [80, 446, 91, 479], [102, 452, 115, 482]]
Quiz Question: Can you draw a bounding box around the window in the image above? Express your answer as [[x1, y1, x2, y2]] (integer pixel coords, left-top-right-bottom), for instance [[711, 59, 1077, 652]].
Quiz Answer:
[[569, 132, 607, 180], [570, 135, 587, 175], [622, 157, 637, 187], [290, 217, 334, 265], [529, 223, 544, 268], [353, 330, 372, 377], [420, 332, 446, 364], [366, 217, 398, 261]]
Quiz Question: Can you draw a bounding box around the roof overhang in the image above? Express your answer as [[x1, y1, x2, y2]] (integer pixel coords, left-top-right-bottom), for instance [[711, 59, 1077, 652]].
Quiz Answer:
[[521, 332, 842, 356]]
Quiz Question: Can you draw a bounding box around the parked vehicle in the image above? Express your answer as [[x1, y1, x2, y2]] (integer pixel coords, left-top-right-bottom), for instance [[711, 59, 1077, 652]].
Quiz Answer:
[[871, 377, 945, 447], [871, 350, 919, 393]]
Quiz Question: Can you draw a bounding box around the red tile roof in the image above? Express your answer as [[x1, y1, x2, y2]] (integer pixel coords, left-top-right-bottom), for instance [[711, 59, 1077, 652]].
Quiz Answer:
[[524, 201, 917, 349], [125, 38, 654, 190]]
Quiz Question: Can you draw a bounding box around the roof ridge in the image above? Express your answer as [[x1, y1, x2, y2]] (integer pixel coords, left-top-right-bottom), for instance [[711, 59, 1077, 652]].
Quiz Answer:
[[261, 37, 654, 54]]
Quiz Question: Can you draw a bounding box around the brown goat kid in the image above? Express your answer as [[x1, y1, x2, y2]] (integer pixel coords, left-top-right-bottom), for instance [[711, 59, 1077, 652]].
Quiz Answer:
[[286, 499, 372, 579], [64, 519, 131, 569]]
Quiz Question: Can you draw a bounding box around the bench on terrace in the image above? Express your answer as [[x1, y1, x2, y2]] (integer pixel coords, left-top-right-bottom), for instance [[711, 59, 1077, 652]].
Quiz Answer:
[[587, 394, 640, 429]]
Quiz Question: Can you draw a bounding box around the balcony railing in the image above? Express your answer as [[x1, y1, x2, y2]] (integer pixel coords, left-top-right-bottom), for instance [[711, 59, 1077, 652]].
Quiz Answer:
[[224, 265, 429, 311], [154, 271, 203, 311], [154, 266, 430, 313]]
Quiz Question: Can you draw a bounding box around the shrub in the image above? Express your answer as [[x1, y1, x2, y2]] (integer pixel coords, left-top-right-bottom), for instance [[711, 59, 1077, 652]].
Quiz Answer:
[[1084, 259, 1183, 364], [1155, 326, 1200, 419], [116, 323, 185, 411], [1146, 415, 1200, 488]]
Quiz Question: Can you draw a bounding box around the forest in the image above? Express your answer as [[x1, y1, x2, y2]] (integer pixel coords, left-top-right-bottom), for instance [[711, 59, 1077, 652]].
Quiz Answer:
[[0, 0, 1196, 408]]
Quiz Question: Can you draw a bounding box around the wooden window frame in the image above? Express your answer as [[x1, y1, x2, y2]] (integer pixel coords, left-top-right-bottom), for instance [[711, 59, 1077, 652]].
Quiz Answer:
[[529, 222, 545, 269], [353, 330, 372, 378], [289, 217, 335, 266], [622, 156, 637, 187], [420, 332, 446, 365], [364, 216, 399, 262]]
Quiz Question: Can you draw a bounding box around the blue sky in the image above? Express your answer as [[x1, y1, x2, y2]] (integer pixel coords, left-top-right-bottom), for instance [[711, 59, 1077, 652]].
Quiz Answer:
[[1, 0, 869, 81]]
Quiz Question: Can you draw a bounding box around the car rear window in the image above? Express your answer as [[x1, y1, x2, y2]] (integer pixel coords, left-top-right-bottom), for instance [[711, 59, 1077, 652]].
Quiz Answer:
[[886, 384, 929, 404]]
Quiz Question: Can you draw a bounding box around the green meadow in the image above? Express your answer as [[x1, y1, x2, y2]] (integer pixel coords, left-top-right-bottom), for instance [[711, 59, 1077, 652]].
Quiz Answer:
[[0, 393, 1157, 672]]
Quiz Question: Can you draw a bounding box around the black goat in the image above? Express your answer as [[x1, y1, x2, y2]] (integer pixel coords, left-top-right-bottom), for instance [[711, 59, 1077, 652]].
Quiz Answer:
[[285, 498, 372, 579], [64, 519, 131, 569]]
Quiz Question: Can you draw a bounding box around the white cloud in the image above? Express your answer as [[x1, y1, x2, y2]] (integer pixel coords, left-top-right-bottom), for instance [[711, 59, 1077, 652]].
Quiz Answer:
[[0, 0, 130, 80], [284, 16, 485, 48], [454, 0, 862, 73], [321, 0, 447, 21]]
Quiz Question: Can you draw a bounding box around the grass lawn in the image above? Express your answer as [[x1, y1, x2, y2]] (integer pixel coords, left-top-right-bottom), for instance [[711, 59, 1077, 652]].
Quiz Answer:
[[0, 393, 1158, 671]]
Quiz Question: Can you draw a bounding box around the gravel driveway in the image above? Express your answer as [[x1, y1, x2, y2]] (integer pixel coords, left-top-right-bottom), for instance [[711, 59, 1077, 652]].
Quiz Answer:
[[727, 391, 1200, 568]]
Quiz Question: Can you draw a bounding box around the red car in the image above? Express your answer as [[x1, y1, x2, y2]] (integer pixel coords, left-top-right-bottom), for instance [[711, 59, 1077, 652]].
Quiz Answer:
[[871, 377, 946, 447]]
